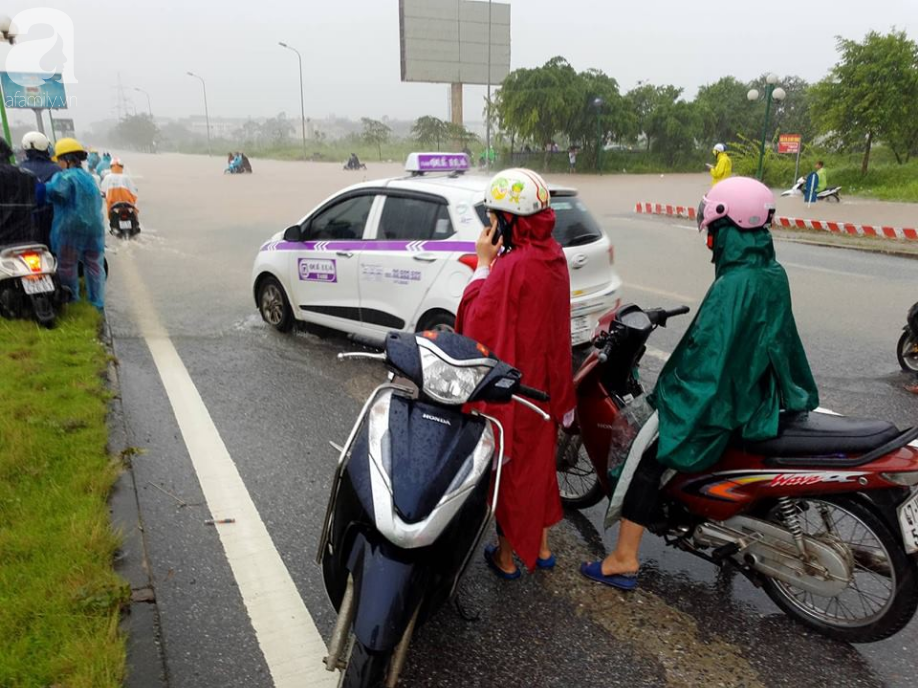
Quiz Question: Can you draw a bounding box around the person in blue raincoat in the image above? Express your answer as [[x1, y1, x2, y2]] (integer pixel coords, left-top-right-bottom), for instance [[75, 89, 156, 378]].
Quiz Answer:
[[86, 149, 100, 173], [95, 151, 112, 176], [45, 138, 106, 311]]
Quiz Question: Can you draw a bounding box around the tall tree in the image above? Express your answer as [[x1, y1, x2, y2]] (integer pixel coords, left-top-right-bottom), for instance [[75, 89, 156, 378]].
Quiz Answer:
[[766, 75, 816, 143], [694, 76, 760, 145], [111, 114, 159, 152], [260, 112, 294, 145], [812, 30, 918, 173], [644, 88, 701, 165], [567, 69, 635, 166], [444, 122, 479, 149], [411, 116, 449, 150], [361, 117, 391, 160], [626, 84, 683, 152]]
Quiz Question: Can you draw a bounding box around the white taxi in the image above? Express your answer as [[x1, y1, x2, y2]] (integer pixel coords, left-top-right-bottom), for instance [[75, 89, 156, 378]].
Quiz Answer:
[[251, 153, 622, 346]]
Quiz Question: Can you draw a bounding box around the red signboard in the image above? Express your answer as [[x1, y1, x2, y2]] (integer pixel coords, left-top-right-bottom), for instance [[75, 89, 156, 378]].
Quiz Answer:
[[778, 134, 802, 154]]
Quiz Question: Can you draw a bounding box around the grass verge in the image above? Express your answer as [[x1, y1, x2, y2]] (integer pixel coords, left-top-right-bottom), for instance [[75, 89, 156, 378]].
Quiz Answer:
[[0, 304, 126, 688]]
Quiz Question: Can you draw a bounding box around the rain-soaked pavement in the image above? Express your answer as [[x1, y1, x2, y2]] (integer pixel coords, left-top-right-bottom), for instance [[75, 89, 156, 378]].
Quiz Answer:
[[106, 153, 918, 687]]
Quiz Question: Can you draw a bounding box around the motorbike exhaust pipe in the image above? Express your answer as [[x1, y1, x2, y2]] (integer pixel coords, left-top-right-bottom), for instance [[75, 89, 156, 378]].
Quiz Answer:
[[386, 604, 420, 688], [324, 576, 356, 672]]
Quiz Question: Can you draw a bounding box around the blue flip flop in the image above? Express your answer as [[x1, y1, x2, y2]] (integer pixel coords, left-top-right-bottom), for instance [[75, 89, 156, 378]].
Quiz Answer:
[[536, 553, 556, 570], [579, 561, 639, 590], [484, 544, 521, 580]]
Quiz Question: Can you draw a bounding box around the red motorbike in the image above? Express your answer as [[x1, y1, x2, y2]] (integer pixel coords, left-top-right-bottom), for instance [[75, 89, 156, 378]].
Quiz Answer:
[[557, 303, 918, 642]]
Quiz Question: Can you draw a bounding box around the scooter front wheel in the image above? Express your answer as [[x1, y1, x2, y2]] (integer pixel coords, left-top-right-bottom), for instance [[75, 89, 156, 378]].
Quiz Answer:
[[897, 330, 918, 373], [556, 432, 604, 509], [339, 638, 391, 688]]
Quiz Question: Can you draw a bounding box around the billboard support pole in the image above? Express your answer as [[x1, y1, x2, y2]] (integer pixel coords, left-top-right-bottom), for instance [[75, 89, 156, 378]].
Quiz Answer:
[[450, 83, 462, 127], [47, 109, 56, 143], [0, 84, 11, 152], [32, 107, 45, 135]]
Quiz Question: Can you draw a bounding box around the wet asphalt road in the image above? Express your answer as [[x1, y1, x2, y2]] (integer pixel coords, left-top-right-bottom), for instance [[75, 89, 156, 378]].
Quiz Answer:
[[106, 154, 918, 688]]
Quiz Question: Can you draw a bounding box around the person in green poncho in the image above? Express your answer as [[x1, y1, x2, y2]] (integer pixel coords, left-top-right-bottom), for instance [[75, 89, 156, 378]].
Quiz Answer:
[[580, 177, 820, 590]]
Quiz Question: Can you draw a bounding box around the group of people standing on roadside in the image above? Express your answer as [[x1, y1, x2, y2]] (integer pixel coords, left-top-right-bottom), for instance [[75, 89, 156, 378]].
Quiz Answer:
[[0, 134, 136, 312]]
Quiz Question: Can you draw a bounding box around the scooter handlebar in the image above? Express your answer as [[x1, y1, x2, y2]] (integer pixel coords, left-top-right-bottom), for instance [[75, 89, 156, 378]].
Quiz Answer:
[[517, 384, 549, 403]]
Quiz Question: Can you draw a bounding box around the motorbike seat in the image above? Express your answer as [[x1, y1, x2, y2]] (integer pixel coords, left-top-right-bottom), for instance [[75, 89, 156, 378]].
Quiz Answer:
[[740, 411, 900, 460]]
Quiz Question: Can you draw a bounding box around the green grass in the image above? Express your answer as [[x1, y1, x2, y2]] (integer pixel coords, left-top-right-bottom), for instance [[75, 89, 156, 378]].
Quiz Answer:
[[0, 304, 126, 688]]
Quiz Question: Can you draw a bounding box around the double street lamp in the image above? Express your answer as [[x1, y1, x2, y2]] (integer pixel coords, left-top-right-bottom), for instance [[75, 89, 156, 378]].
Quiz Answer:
[[186, 71, 212, 156], [747, 73, 787, 181], [134, 87, 153, 118], [278, 41, 308, 161]]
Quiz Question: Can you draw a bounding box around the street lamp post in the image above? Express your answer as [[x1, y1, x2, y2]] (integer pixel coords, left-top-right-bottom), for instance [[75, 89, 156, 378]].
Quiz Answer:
[[747, 74, 787, 181], [278, 41, 308, 162], [486, 0, 492, 171], [593, 97, 604, 174], [134, 87, 153, 118], [186, 71, 212, 156], [0, 15, 19, 157]]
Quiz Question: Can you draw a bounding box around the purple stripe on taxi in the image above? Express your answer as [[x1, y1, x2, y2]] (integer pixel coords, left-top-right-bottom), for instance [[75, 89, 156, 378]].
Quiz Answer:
[[261, 240, 476, 253]]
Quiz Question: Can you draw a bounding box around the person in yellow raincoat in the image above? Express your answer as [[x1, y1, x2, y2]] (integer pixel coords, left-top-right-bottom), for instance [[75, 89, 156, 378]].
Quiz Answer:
[[100, 158, 139, 213], [706, 143, 732, 186]]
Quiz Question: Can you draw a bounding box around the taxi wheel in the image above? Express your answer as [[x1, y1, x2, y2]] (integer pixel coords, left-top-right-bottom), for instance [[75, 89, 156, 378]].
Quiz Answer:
[[258, 276, 293, 332], [417, 310, 456, 334]]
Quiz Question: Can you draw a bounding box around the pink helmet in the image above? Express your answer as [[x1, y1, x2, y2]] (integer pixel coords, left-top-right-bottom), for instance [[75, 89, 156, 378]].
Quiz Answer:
[[697, 176, 776, 233]]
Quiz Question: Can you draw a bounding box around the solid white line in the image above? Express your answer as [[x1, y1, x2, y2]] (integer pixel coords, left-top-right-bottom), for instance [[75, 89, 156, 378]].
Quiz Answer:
[[645, 346, 671, 363], [782, 262, 870, 279], [120, 252, 336, 687]]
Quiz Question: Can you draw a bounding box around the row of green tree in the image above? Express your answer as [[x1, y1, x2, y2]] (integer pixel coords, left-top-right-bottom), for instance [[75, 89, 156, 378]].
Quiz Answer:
[[491, 29, 918, 174]]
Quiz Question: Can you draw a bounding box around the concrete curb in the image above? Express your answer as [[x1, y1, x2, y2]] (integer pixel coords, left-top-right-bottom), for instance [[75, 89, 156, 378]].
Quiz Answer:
[[103, 320, 170, 688], [634, 202, 918, 241]]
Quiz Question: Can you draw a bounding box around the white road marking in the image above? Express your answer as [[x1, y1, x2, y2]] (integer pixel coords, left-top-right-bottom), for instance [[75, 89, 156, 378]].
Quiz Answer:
[[675, 224, 697, 232], [645, 346, 671, 363], [625, 283, 698, 304], [120, 252, 336, 687], [782, 262, 870, 279]]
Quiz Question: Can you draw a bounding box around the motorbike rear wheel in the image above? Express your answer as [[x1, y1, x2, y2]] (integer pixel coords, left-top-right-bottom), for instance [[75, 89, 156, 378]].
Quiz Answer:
[[897, 330, 918, 373], [556, 433, 605, 509], [762, 495, 918, 643], [29, 293, 56, 329], [339, 637, 391, 688]]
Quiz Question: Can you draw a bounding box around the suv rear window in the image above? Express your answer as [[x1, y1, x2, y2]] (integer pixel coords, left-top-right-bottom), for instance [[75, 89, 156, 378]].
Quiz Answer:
[[474, 196, 603, 248]]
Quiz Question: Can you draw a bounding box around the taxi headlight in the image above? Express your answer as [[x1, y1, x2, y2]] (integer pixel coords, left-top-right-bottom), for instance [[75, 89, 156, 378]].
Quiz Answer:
[[420, 348, 490, 404]]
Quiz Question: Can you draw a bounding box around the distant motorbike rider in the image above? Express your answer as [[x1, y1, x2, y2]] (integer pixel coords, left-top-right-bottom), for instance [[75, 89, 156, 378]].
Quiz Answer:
[[580, 177, 819, 590], [87, 148, 101, 172], [456, 168, 576, 576], [45, 138, 106, 311], [100, 158, 139, 214], [95, 151, 112, 177], [19, 131, 61, 249], [706, 143, 732, 186], [815, 160, 828, 194], [0, 137, 37, 245]]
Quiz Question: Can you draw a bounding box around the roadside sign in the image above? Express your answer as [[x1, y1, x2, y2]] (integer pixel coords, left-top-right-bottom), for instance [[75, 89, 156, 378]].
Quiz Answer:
[[778, 134, 802, 154], [0, 72, 69, 110], [53, 118, 74, 138]]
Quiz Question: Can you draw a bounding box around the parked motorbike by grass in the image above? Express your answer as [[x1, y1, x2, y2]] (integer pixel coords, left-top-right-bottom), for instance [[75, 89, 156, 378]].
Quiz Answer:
[[558, 302, 918, 642], [318, 330, 549, 687], [0, 243, 69, 327], [897, 302, 918, 373]]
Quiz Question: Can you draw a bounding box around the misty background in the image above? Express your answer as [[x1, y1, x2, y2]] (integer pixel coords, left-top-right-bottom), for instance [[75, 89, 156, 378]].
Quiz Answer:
[[1, 0, 916, 132]]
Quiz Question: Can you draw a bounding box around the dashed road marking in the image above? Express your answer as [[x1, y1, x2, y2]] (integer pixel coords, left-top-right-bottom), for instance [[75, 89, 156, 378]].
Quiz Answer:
[[625, 283, 698, 304], [120, 251, 336, 687]]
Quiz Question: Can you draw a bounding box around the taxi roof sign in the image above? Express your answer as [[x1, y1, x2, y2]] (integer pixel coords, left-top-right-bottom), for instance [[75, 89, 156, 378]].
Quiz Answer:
[[405, 152, 470, 175]]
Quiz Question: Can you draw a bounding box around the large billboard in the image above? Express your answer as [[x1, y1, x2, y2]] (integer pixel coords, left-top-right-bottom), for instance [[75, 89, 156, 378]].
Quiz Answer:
[[399, 0, 511, 85], [0, 72, 69, 110]]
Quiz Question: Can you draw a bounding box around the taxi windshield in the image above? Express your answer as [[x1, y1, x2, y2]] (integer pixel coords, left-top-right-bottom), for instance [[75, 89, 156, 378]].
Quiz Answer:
[[474, 196, 602, 248]]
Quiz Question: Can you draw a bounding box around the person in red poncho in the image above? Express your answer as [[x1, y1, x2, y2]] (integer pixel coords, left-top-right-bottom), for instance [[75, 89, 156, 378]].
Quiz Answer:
[[456, 168, 576, 577]]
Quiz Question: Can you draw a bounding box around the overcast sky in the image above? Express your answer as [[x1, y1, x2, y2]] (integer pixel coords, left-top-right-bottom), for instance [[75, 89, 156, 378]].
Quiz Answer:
[[2, 0, 916, 129]]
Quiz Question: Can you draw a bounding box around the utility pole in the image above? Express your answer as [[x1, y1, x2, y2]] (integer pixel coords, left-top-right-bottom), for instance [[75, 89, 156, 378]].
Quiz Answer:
[[279, 42, 308, 161]]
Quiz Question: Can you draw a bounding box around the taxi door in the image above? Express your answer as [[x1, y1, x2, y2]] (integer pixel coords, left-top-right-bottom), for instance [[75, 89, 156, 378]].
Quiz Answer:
[[288, 191, 380, 330], [357, 191, 454, 333]]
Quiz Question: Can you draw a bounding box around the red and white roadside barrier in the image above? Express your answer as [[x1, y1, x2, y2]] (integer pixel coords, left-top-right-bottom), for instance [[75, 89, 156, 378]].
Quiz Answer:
[[635, 202, 918, 241]]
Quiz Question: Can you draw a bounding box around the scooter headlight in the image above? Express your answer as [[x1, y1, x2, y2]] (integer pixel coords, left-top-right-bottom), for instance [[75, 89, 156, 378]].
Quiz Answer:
[[419, 347, 491, 404]]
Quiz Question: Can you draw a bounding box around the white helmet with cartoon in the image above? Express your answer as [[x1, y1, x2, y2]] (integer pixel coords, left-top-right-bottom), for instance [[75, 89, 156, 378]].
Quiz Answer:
[[484, 168, 551, 216]]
